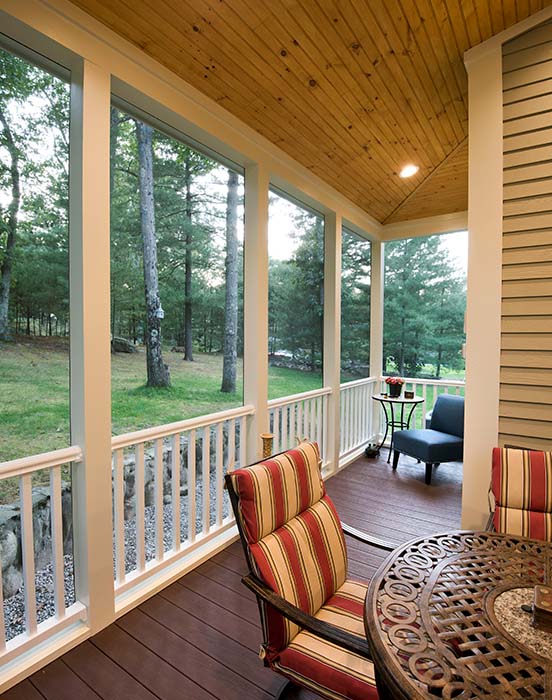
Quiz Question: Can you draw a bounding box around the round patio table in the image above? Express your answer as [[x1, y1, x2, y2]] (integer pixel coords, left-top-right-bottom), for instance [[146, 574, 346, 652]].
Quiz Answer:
[[371, 393, 424, 462], [364, 530, 552, 700]]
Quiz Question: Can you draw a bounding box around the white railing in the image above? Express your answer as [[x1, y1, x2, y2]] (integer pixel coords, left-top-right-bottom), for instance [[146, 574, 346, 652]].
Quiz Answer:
[[339, 377, 379, 460], [0, 446, 87, 664], [268, 387, 331, 459], [398, 377, 465, 430], [111, 404, 253, 598]]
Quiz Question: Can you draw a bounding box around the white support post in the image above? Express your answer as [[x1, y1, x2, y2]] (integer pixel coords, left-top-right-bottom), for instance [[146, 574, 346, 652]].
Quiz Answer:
[[462, 46, 503, 529], [243, 164, 269, 464], [70, 59, 115, 631], [370, 240, 384, 441], [323, 211, 342, 474]]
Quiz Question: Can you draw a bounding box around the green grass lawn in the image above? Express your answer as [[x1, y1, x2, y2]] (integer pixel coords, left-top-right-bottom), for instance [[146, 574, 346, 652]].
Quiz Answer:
[[0, 336, 322, 463]]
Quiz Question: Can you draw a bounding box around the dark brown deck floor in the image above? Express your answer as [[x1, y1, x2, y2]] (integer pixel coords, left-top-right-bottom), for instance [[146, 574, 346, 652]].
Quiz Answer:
[[5, 453, 462, 700]]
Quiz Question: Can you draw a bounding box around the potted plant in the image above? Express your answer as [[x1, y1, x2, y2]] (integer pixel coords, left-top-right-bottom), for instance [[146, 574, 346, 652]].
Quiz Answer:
[[385, 376, 405, 398]]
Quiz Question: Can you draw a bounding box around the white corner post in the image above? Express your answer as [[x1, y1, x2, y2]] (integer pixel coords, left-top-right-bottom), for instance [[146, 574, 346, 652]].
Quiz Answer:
[[370, 240, 384, 440], [70, 59, 115, 631], [323, 211, 342, 474], [243, 164, 270, 464], [462, 46, 503, 529]]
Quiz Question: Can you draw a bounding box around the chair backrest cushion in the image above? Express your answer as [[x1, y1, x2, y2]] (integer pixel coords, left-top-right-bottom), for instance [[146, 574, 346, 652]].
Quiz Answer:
[[230, 441, 325, 544], [229, 442, 347, 657], [429, 394, 464, 438], [492, 447, 552, 541]]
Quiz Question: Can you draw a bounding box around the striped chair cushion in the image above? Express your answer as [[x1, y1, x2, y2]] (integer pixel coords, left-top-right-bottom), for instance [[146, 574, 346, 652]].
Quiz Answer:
[[273, 579, 378, 700], [250, 494, 348, 656], [492, 447, 552, 541], [230, 441, 324, 544]]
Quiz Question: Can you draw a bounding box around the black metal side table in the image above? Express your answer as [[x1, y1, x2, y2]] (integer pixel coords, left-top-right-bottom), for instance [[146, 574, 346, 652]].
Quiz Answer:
[[371, 393, 423, 462]]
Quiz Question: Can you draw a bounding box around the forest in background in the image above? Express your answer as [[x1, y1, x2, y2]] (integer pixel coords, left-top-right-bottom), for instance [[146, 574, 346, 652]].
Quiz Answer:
[[0, 48, 466, 449]]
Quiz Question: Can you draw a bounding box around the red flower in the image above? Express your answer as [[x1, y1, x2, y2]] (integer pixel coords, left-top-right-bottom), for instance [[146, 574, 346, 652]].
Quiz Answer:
[[385, 376, 405, 385]]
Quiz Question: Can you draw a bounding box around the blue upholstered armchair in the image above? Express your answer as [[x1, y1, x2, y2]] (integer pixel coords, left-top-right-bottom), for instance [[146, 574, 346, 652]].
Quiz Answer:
[[392, 394, 464, 485]]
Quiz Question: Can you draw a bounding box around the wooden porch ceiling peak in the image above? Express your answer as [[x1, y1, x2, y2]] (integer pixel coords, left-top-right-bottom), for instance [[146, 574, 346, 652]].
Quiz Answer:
[[68, 0, 551, 223]]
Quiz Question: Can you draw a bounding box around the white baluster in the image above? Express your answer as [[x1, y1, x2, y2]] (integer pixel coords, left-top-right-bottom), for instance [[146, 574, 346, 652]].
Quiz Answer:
[[154, 438, 164, 562], [135, 443, 146, 572], [50, 467, 65, 619], [20, 474, 37, 634], [227, 420, 236, 472], [239, 416, 246, 468], [114, 449, 125, 585], [281, 405, 288, 451], [273, 408, 280, 453], [172, 433, 181, 552], [202, 427, 211, 535], [188, 430, 196, 543], [216, 422, 224, 527]]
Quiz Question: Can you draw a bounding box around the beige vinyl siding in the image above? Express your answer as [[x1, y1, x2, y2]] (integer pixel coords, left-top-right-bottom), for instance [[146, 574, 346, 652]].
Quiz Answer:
[[500, 20, 552, 450]]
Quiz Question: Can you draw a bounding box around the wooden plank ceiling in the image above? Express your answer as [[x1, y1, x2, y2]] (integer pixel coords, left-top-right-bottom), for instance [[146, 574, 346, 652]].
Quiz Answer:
[[70, 0, 551, 224]]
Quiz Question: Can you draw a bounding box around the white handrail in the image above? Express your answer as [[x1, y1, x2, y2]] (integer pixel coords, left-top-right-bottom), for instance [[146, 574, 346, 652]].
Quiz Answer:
[[387, 376, 465, 388], [111, 404, 255, 450], [0, 445, 82, 479], [340, 376, 379, 390], [268, 386, 331, 409]]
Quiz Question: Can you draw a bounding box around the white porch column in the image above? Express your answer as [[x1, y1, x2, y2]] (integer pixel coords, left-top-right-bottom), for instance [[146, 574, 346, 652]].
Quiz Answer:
[[323, 211, 342, 474], [243, 164, 270, 464], [70, 60, 115, 630], [370, 241, 384, 440], [462, 46, 503, 529]]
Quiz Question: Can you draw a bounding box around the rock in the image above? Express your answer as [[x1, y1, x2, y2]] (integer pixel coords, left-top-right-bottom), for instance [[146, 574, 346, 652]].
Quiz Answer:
[[0, 529, 18, 569], [111, 337, 137, 353], [2, 565, 22, 598]]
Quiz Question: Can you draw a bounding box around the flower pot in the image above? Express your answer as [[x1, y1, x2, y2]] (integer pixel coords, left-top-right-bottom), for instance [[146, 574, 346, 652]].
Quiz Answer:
[[388, 383, 402, 398]]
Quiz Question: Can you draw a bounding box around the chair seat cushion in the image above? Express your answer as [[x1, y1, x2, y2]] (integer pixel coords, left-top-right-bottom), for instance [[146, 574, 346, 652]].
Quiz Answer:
[[493, 505, 552, 541], [272, 579, 378, 700], [393, 428, 463, 463]]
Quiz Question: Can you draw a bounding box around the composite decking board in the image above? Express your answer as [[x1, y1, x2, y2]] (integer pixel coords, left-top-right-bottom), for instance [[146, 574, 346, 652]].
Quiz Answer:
[[2, 681, 46, 700], [158, 582, 261, 653], [62, 641, 160, 700], [29, 660, 102, 700], [176, 570, 261, 626], [6, 453, 462, 700], [138, 594, 281, 696]]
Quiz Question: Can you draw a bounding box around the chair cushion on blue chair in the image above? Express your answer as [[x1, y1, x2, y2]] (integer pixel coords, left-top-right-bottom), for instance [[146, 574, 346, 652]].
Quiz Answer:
[[429, 395, 464, 437], [393, 428, 464, 464]]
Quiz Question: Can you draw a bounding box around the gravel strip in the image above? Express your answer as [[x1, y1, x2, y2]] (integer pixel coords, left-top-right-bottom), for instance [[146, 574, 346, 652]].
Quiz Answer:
[[4, 475, 229, 641]]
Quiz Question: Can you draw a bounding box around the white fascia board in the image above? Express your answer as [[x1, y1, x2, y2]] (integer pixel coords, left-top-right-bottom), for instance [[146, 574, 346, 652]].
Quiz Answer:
[[0, 0, 383, 240], [464, 5, 552, 68], [381, 211, 468, 241]]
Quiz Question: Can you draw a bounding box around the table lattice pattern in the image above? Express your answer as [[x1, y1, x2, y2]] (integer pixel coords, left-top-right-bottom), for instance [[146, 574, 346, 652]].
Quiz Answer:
[[366, 531, 552, 699]]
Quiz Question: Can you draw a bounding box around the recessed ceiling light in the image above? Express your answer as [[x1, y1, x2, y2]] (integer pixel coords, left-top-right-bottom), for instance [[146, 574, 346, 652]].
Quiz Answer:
[[399, 164, 419, 178]]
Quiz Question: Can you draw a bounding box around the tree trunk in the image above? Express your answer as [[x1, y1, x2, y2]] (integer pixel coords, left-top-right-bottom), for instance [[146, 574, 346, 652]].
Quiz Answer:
[[183, 157, 194, 361], [0, 106, 21, 341], [136, 120, 170, 388], [221, 170, 239, 393]]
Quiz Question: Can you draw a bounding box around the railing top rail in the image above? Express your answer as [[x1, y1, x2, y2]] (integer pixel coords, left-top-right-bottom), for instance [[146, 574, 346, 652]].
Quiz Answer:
[[268, 386, 332, 409], [111, 404, 255, 451], [0, 445, 83, 480], [339, 376, 379, 390], [381, 376, 465, 388]]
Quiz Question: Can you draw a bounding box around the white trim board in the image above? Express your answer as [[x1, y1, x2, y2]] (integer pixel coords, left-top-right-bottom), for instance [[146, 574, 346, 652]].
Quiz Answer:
[[382, 211, 468, 241]]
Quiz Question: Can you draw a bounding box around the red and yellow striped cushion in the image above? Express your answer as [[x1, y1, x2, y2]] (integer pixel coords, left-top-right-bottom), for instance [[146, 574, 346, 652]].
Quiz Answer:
[[273, 579, 378, 700], [492, 447, 552, 541], [251, 494, 348, 655], [230, 441, 324, 544]]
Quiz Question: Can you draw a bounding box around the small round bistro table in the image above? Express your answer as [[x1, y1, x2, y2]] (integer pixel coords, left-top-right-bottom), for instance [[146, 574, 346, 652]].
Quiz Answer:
[[371, 393, 424, 462], [364, 530, 552, 700]]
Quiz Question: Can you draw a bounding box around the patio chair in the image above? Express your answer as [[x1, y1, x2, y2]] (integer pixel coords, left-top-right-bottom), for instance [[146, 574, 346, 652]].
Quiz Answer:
[[490, 446, 552, 541], [391, 394, 464, 485], [225, 441, 394, 700]]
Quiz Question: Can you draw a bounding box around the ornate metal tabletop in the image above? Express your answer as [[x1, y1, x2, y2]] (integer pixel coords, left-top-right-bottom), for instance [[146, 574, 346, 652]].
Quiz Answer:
[[364, 531, 552, 699]]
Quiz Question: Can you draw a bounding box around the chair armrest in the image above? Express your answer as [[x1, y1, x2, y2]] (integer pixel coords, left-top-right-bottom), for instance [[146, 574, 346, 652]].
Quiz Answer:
[[242, 573, 372, 659], [341, 522, 395, 551]]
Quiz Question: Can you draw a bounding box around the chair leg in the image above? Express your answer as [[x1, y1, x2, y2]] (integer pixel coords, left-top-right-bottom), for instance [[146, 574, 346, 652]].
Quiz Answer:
[[392, 450, 400, 470], [425, 463, 432, 485], [275, 679, 298, 699]]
